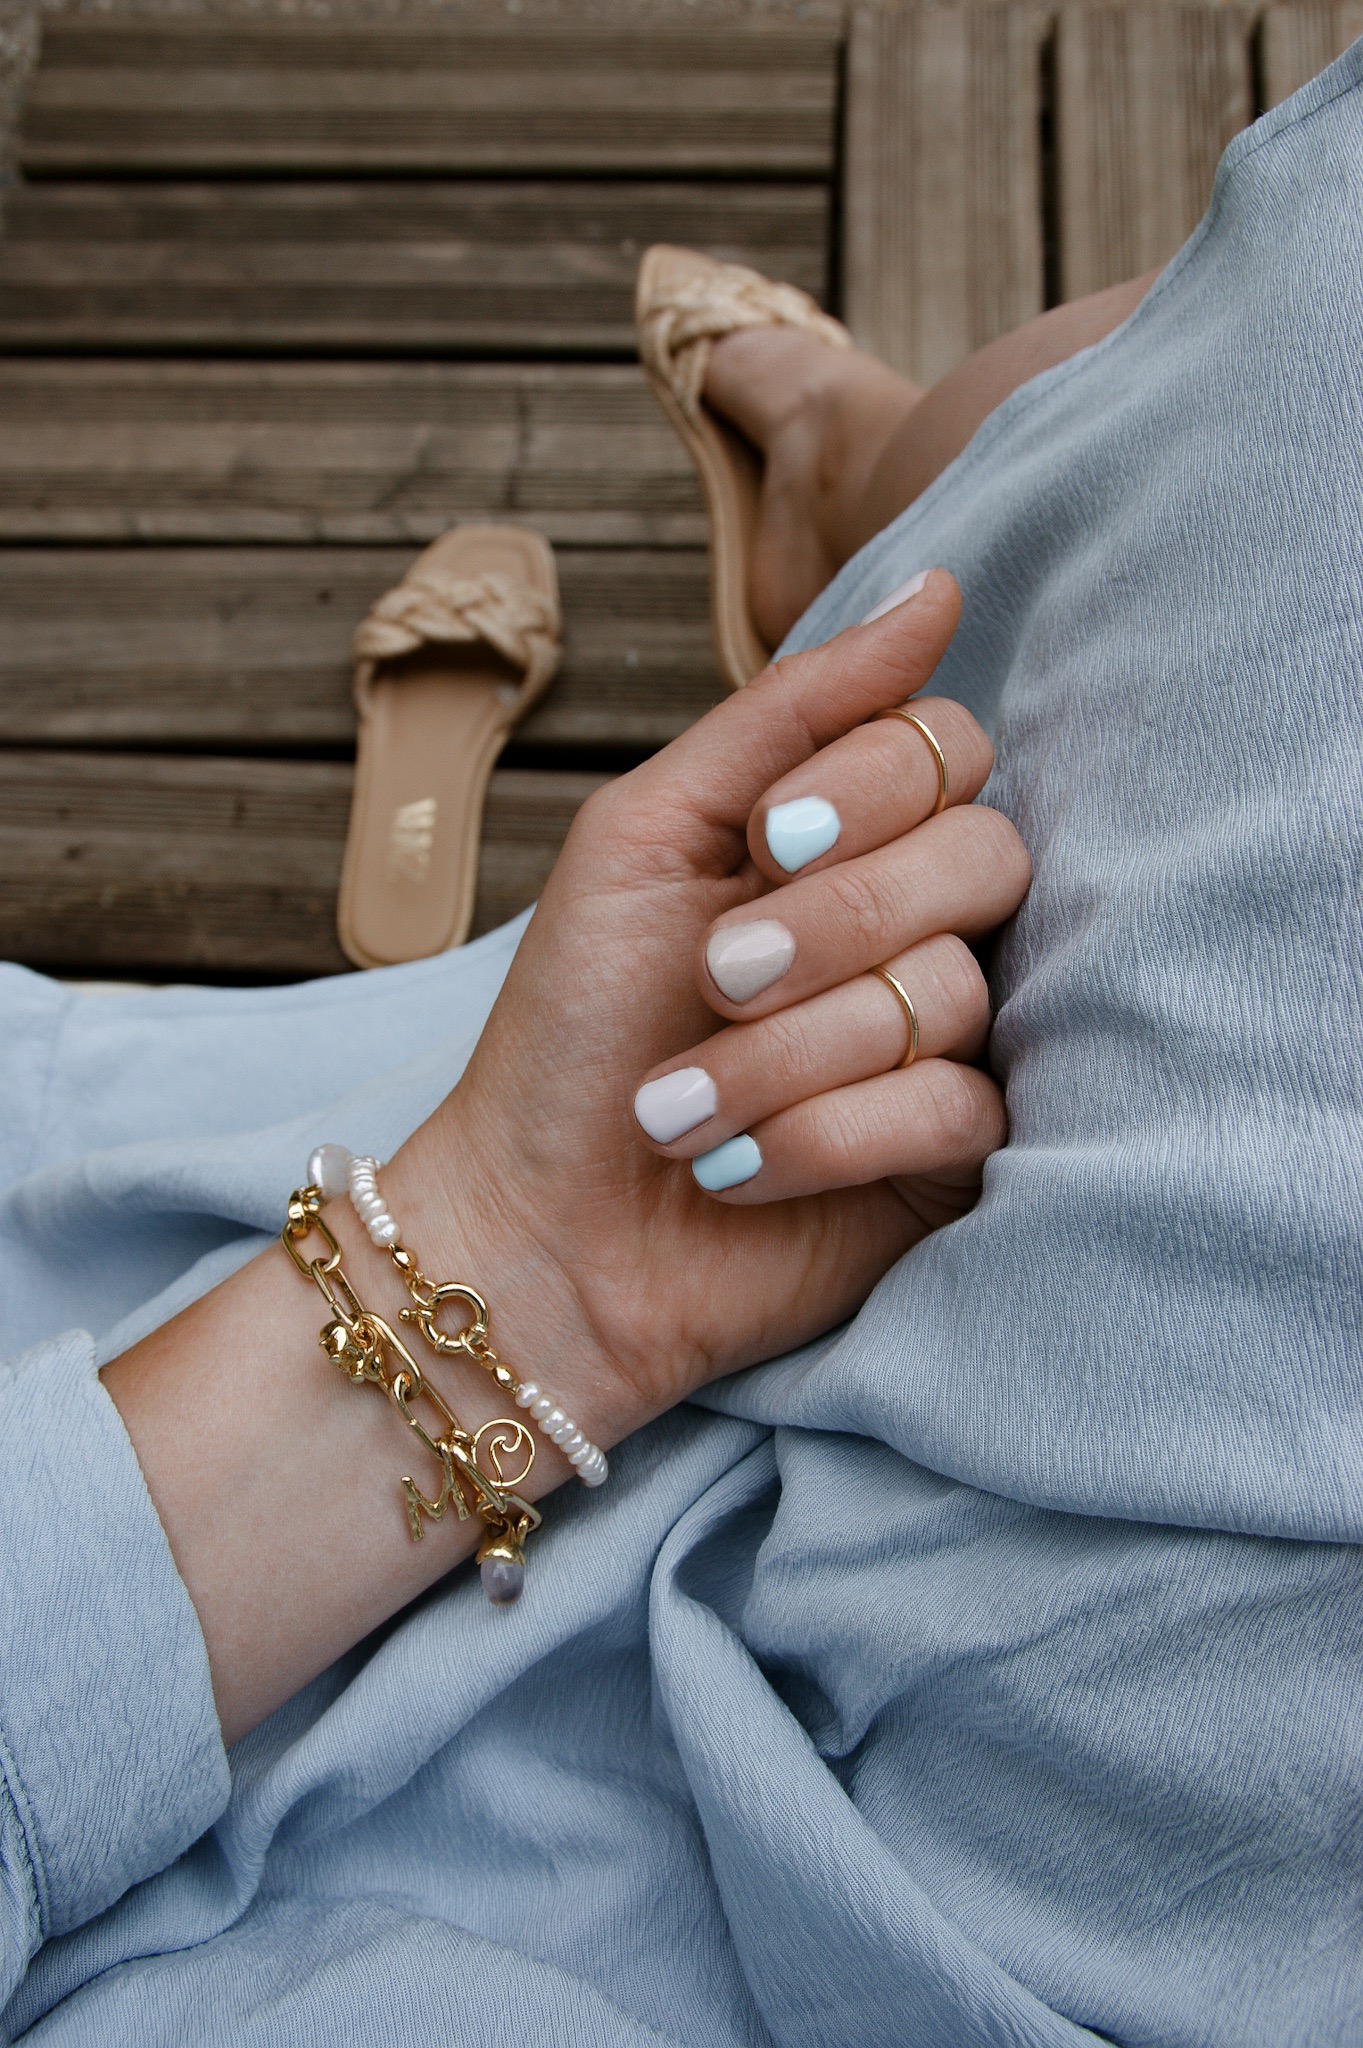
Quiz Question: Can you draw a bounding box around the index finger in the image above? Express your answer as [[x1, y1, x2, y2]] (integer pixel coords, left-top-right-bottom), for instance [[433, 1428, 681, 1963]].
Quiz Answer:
[[614, 570, 962, 875]]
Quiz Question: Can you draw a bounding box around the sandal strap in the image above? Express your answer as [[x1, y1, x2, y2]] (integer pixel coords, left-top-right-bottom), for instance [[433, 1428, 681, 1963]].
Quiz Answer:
[[639, 253, 852, 418], [353, 568, 559, 690]]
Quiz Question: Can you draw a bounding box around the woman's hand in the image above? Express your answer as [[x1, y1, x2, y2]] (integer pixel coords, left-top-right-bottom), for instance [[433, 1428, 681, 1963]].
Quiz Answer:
[[392, 571, 1030, 1452], [107, 571, 1029, 1742]]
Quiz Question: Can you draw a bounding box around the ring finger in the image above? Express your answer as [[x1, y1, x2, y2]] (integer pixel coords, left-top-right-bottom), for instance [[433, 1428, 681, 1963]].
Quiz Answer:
[[635, 932, 989, 1158]]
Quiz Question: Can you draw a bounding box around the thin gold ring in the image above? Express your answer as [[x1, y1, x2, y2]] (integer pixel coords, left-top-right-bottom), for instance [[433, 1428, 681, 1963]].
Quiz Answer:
[[871, 966, 919, 1069], [881, 708, 949, 815]]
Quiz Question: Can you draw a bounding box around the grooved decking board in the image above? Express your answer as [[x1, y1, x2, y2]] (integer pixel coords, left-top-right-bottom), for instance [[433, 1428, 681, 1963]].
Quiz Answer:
[[842, 4, 1045, 384], [1056, 5, 1253, 300], [21, 17, 839, 177], [0, 360, 704, 545], [0, 547, 725, 750], [0, 181, 829, 356], [0, 752, 605, 972], [1260, 2, 1363, 104]]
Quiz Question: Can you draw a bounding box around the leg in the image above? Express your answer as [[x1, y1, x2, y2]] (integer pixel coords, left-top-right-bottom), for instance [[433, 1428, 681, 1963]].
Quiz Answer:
[[705, 271, 1160, 647]]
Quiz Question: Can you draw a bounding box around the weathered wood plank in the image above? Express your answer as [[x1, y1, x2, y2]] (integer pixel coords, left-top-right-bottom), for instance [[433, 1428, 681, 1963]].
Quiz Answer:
[[0, 360, 704, 545], [0, 751, 605, 973], [21, 17, 839, 176], [0, 547, 725, 750], [1056, 5, 1254, 300], [0, 181, 829, 356], [1260, 2, 1363, 105], [843, 3, 1045, 384]]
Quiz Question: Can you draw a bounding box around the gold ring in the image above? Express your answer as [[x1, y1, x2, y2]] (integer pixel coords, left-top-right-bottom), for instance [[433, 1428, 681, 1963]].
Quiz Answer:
[[871, 966, 919, 1069], [881, 708, 948, 815]]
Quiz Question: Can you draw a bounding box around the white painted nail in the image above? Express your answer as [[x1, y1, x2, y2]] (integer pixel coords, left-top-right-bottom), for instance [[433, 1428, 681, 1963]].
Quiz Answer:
[[692, 1134, 762, 1192], [860, 569, 931, 624], [765, 795, 841, 873], [634, 1066, 718, 1143], [705, 919, 796, 1004]]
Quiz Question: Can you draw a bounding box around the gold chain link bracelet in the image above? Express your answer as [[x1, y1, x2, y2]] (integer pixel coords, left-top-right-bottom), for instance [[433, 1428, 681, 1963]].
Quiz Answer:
[[282, 1182, 541, 1604]]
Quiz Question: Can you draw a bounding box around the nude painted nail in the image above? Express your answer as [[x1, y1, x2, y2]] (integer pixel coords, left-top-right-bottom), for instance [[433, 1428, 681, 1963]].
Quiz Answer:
[[692, 1134, 762, 1192], [634, 1066, 717, 1144], [705, 919, 796, 1004], [765, 795, 841, 873], [861, 569, 931, 624]]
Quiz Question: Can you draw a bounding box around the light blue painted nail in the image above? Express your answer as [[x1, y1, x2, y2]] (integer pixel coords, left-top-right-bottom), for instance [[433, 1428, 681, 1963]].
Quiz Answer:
[[692, 1134, 762, 1193], [765, 795, 841, 873]]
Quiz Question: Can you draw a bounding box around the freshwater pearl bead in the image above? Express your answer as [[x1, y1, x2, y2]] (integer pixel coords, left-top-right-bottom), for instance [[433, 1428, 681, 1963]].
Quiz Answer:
[[531, 1396, 554, 1422], [480, 1556, 524, 1605], [515, 1382, 540, 1409], [370, 1217, 399, 1246], [308, 1143, 353, 1201], [560, 1428, 585, 1457], [544, 1406, 567, 1434]]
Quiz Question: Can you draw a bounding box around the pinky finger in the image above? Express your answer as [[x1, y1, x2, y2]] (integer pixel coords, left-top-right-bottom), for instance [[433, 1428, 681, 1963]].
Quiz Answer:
[[690, 1060, 1006, 1204]]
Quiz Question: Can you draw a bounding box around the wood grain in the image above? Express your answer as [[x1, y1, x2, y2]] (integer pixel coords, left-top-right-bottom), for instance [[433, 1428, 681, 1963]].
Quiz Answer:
[[1056, 5, 1254, 300], [1260, 2, 1363, 104], [843, 3, 1045, 384], [0, 546, 725, 750], [0, 751, 605, 973], [0, 360, 705, 545], [0, 180, 829, 356], [21, 16, 839, 176]]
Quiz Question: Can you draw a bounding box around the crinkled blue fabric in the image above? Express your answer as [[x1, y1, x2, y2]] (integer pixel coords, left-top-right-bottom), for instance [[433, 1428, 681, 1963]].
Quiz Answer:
[[0, 48, 1360, 2048]]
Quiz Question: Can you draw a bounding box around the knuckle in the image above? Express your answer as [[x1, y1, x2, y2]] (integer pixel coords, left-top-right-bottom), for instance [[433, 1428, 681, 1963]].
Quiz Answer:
[[923, 1061, 1002, 1161], [818, 860, 896, 956], [753, 1003, 818, 1084], [815, 1097, 878, 1183], [971, 805, 1032, 887], [936, 933, 992, 1033], [930, 697, 995, 788]]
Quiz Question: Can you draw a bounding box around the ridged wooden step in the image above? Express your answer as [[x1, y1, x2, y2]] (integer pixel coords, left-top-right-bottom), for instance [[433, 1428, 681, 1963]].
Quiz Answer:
[[0, 180, 829, 357], [21, 16, 840, 177], [0, 360, 704, 546], [0, 546, 726, 752], [0, 751, 605, 974]]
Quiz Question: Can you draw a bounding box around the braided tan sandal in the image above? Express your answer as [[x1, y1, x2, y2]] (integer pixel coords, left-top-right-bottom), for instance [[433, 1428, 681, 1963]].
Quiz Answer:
[[337, 524, 561, 969], [636, 245, 853, 693]]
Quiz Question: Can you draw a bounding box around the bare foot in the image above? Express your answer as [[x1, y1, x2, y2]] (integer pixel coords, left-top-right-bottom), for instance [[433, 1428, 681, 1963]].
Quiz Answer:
[[703, 327, 923, 647]]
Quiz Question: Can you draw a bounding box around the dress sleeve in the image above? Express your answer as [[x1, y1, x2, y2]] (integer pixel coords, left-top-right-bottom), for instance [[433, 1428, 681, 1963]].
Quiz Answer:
[[0, 1329, 230, 2001]]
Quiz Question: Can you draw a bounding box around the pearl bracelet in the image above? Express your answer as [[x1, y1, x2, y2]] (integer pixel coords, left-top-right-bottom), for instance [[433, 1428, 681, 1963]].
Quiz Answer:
[[307, 1144, 609, 1489]]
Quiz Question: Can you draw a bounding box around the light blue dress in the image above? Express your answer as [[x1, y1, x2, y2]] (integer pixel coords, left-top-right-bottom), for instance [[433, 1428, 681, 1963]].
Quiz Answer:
[[1, 47, 1360, 2047]]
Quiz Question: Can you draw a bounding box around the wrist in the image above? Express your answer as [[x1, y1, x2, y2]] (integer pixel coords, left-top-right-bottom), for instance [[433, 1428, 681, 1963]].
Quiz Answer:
[[372, 1096, 633, 1485]]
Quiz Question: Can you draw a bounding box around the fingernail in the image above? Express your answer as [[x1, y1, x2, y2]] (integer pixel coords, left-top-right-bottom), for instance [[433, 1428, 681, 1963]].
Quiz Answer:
[[765, 795, 840, 873], [705, 919, 796, 1004], [692, 1134, 762, 1192], [634, 1066, 717, 1143], [861, 569, 931, 625]]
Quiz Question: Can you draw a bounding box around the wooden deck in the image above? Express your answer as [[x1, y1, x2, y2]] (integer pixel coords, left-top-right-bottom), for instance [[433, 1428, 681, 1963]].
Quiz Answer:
[[0, 0, 1356, 978]]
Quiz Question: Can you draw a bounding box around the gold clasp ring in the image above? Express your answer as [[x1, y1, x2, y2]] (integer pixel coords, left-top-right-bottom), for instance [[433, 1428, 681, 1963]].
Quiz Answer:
[[400, 1280, 490, 1357]]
